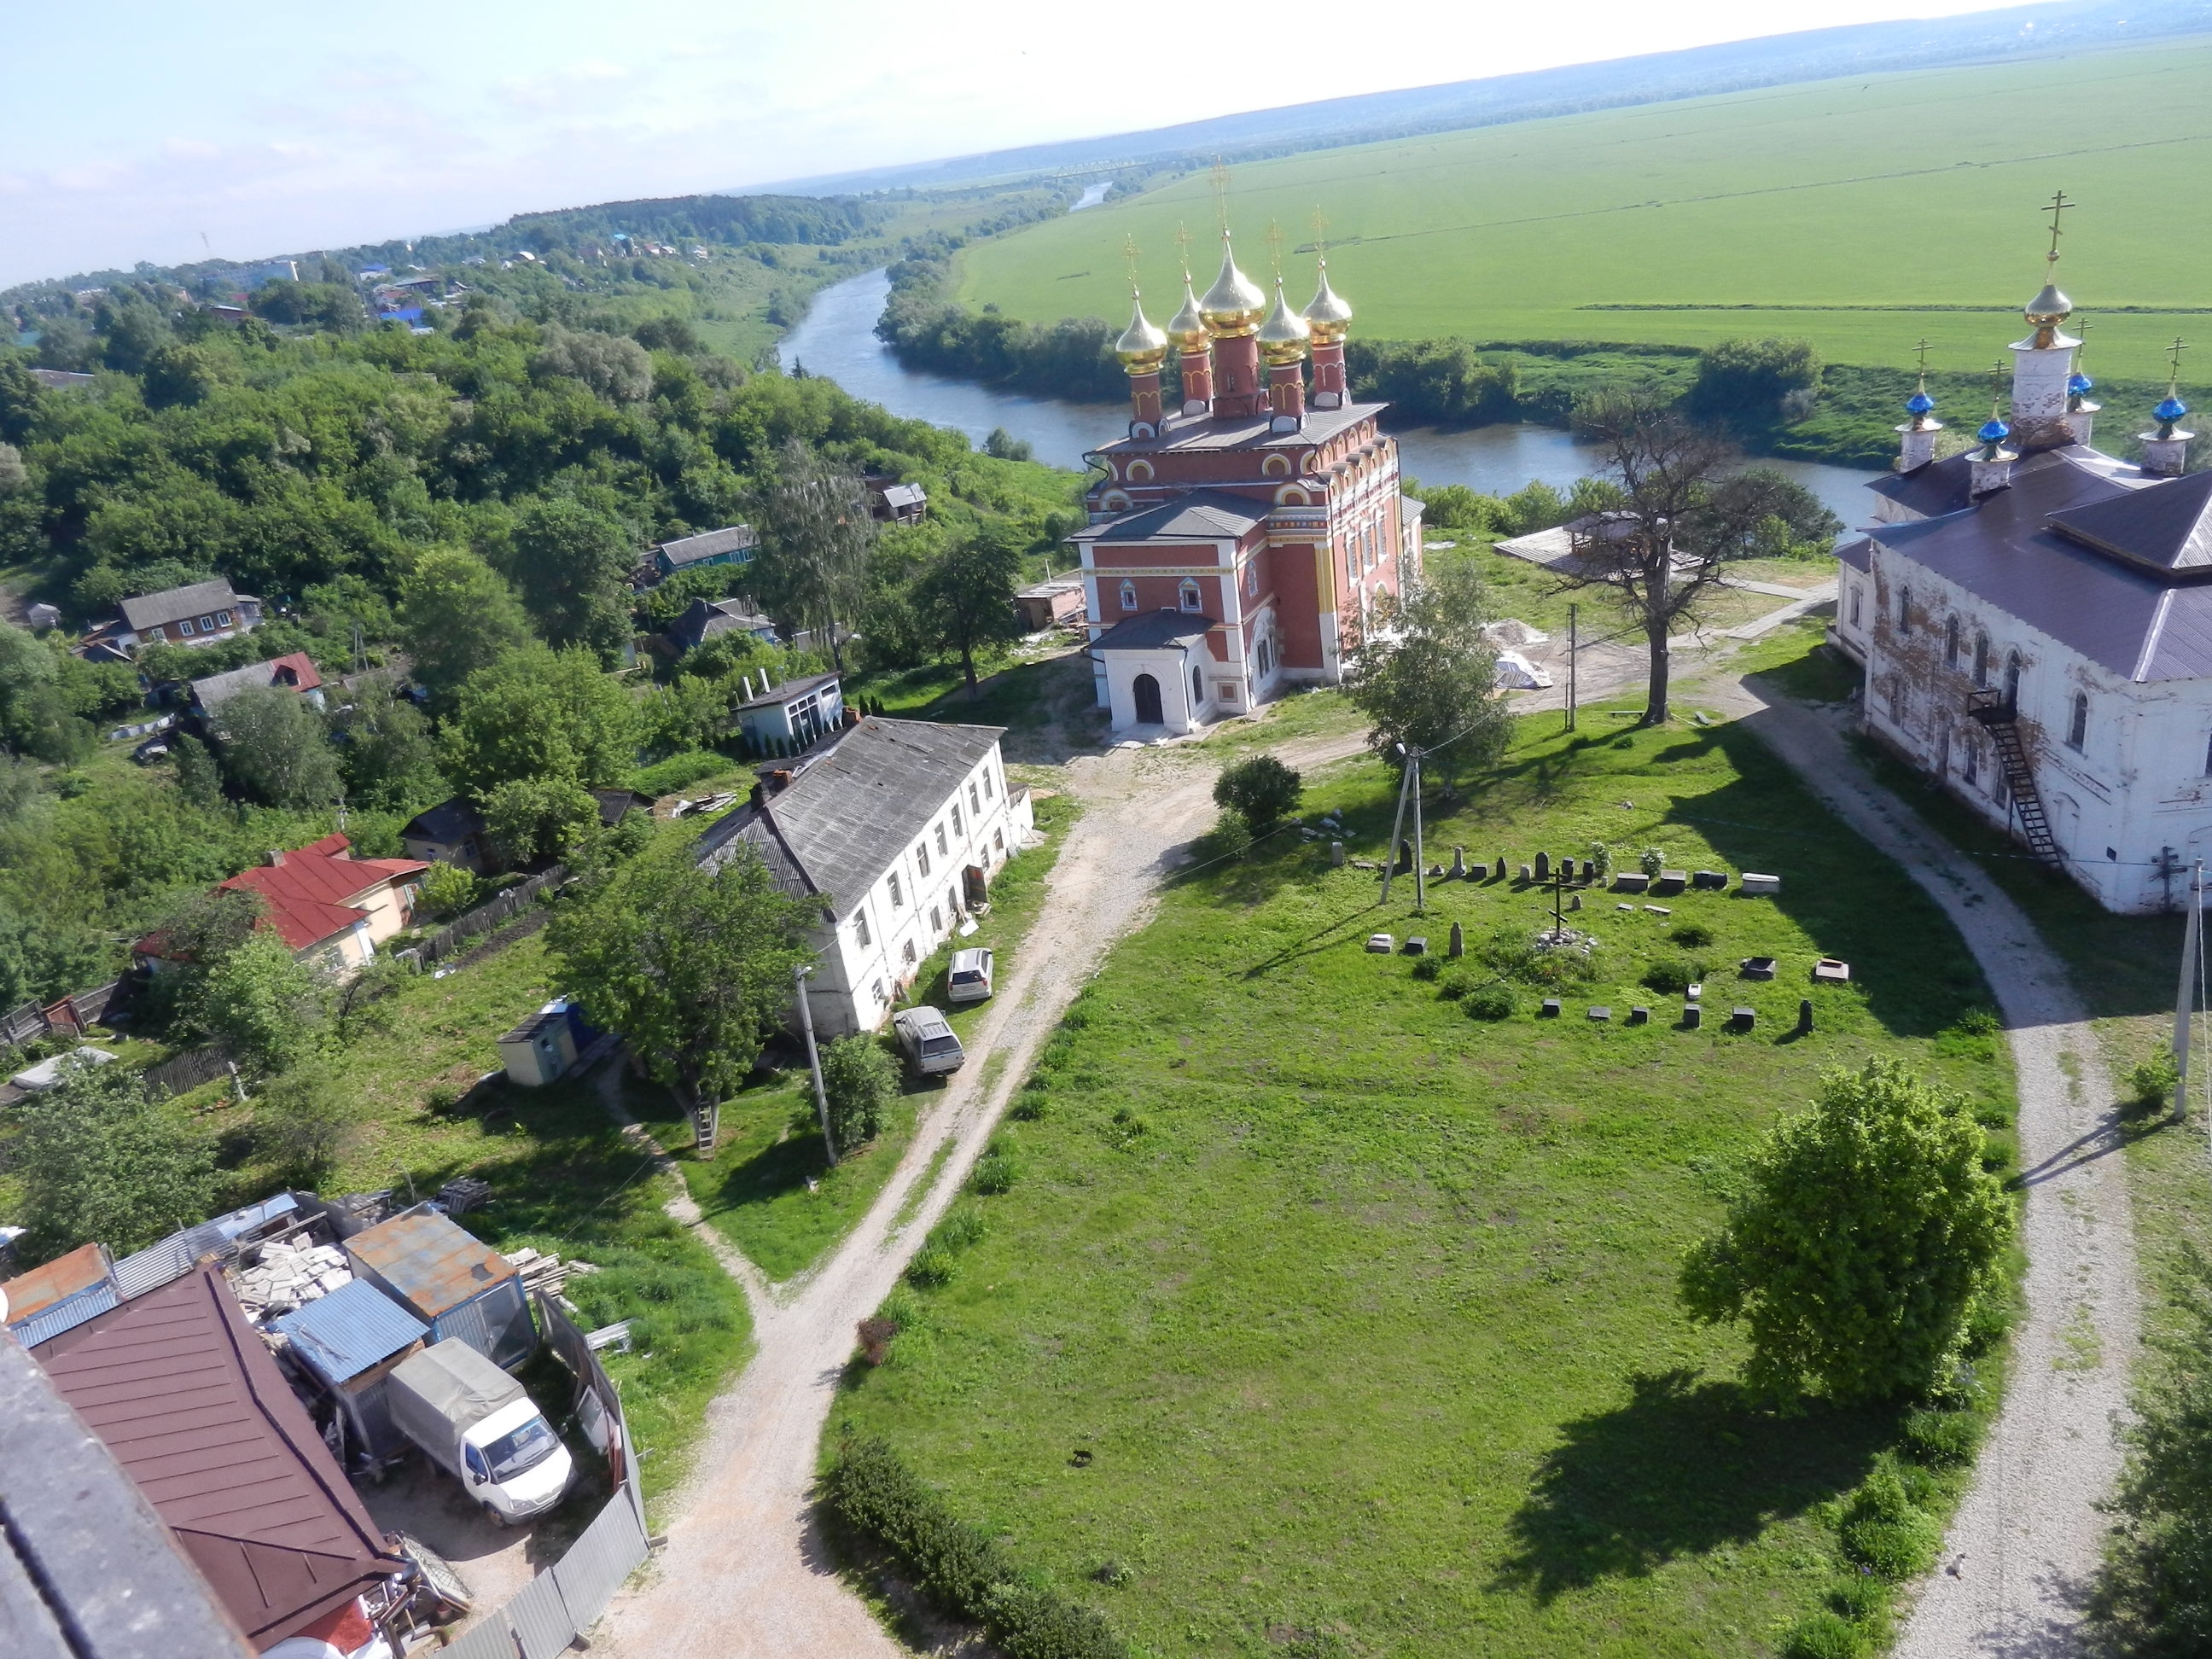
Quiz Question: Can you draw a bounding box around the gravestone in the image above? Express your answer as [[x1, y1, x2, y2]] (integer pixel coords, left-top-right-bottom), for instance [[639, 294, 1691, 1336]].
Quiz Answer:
[[1365, 934, 1394, 953], [1613, 871, 1650, 894], [1493, 856, 1508, 881], [1398, 840, 1415, 873], [1568, 894, 1581, 911], [1682, 1004, 1703, 1028], [1692, 870, 1728, 891], [1587, 1006, 1611, 1022], [1731, 1007, 1757, 1030], [1797, 998, 1814, 1034], [1534, 851, 1551, 880], [1330, 841, 1345, 867], [1627, 1006, 1650, 1025], [1520, 864, 1534, 883], [1405, 936, 1428, 956], [1448, 921, 1464, 958], [1450, 847, 1466, 879], [1739, 872, 1781, 896], [1540, 998, 1562, 1018]]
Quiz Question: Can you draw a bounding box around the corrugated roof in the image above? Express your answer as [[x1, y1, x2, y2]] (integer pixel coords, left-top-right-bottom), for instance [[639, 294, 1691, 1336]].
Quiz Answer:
[[696, 717, 1002, 920], [210, 835, 428, 955], [1837, 535, 1873, 573], [665, 598, 777, 653], [274, 1279, 428, 1385], [119, 580, 243, 633], [401, 795, 486, 845], [2048, 470, 2212, 573], [1088, 608, 1219, 653], [1091, 402, 1379, 456], [1071, 488, 1271, 544], [344, 1209, 515, 1320], [189, 653, 323, 713], [656, 525, 756, 566], [13, 1283, 122, 1348], [734, 670, 841, 715], [1, 1242, 115, 1324], [36, 1266, 404, 1647]]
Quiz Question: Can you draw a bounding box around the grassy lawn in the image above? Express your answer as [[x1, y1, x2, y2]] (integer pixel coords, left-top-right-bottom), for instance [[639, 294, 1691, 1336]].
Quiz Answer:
[[830, 700, 2014, 1657], [957, 35, 2212, 375], [646, 785, 1080, 1284]]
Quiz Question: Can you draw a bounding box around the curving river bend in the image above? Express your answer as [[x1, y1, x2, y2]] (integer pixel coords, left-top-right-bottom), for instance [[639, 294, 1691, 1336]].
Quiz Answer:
[[777, 268, 1883, 524]]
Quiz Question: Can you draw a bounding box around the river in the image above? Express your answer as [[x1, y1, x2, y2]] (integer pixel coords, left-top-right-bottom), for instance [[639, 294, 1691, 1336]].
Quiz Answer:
[[778, 269, 1883, 526]]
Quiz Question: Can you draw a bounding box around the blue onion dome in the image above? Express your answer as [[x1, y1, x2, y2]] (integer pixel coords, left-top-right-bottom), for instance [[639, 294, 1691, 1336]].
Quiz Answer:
[[2069, 372, 2094, 397], [1978, 416, 2011, 445], [1906, 389, 1936, 416], [2157, 394, 2191, 424]]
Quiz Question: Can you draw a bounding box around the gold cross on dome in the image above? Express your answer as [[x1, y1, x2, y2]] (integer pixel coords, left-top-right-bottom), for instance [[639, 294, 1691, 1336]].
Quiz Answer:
[[1987, 359, 2005, 416], [2170, 336, 2191, 393], [1912, 336, 1930, 386], [1210, 157, 1232, 236], [1173, 223, 1192, 280], [1263, 221, 1284, 278], [1121, 236, 1141, 289], [1311, 206, 1330, 257], [2042, 189, 2075, 264]]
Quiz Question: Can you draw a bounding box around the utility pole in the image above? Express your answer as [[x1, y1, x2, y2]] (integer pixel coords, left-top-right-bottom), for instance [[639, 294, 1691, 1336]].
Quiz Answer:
[[1411, 750, 1427, 914], [2174, 863, 2203, 1124], [1381, 744, 1414, 905], [795, 963, 837, 1164], [1566, 602, 1578, 732]]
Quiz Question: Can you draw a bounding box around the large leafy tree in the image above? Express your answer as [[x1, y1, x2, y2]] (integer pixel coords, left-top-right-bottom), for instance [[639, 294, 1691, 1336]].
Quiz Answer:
[[507, 496, 638, 655], [1342, 558, 1511, 795], [196, 929, 327, 1074], [547, 833, 816, 1147], [442, 643, 639, 797], [397, 549, 535, 701], [921, 517, 1030, 690], [213, 685, 342, 808], [329, 670, 445, 809], [15, 1060, 215, 1262], [745, 438, 874, 670], [1679, 1057, 2014, 1403]]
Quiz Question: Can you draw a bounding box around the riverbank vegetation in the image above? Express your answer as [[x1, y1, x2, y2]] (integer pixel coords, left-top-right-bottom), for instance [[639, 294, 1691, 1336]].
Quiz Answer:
[[830, 699, 2016, 1658]]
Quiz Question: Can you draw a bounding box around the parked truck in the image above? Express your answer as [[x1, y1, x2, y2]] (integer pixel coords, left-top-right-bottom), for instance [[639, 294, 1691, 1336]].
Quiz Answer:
[[387, 1340, 573, 1523]]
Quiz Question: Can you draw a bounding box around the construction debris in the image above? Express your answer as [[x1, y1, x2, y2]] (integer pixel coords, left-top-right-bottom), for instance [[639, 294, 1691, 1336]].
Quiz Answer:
[[435, 1176, 492, 1215], [231, 1241, 352, 1319], [506, 1246, 594, 1301]]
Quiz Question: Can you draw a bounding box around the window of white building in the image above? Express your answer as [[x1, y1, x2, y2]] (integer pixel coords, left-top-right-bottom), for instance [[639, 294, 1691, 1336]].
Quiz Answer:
[[934, 824, 948, 856], [981, 768, 994, 800], [950, 804, 963, 838], [902, 940, 917, 967], [854, 911, 871, 948], [968, 782, 981, 814], [929, 905, 941, 932], [888, 871, 903, 907], [1944, 615, 1960, 669], [1120, 580, 1138, 611], [1974, 632, 1990, 688], [1850, 586, 1862, 626], [1898, 586, 1912, 635], [917, 844, 931, 876], [2068, 692, 2088, 751]]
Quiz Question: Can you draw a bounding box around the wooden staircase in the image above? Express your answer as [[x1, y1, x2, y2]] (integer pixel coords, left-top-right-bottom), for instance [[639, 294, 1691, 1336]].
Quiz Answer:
[[1967, 690, 2060, 864]]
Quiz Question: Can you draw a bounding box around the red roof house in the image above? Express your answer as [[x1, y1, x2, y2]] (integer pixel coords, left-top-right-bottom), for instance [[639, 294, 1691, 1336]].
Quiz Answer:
[[139, 834, 428, 975]]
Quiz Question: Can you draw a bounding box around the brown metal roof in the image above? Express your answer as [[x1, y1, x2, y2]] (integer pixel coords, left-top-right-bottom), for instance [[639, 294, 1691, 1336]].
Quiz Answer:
[[1, 1242, 114, 1320], [343, 1208, 515, 1321], [35, 1265, 402, 1650]]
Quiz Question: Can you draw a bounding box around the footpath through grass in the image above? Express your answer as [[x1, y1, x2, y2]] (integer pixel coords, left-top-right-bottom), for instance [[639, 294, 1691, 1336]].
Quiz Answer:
[[830, 701, 2014, 1657], [647, 783, 1080, 1283]]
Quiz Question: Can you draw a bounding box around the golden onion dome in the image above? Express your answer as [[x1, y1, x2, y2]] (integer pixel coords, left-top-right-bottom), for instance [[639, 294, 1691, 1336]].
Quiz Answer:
[[1198, 238, 1266, 336], [1303, 257, 1353, 342], [1114, 292, 1169, 367], [1256, 277, 1311, 364], [2025, 279, 2073, 325], [1167, 276, 1210, 350]]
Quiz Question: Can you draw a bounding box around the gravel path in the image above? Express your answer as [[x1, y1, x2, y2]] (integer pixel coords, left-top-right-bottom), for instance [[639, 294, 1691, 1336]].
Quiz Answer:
[[599, 727, 1370, 1659], [1708, 677, 2139, 1658]]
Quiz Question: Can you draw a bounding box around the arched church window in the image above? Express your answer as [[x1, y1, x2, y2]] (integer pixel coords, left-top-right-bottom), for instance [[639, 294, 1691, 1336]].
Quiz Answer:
[[1192, 667, 1204, 712], [1850, 586, 1862, 626], [1179, 579, 1202, 613], [1244, 560, 1258, 597], [1898, 586, 1912, 636], [2068, 691, 2088, 751], [1263, 453, 1290, 477], [1974, 632, 1990, 688], [1129, 460, 1154, 481], [2005, 650, 2023, 709], [1964, 737, 1980, 784], [1119, 580, 1138, 612], [1944, 615, 1960, 669]]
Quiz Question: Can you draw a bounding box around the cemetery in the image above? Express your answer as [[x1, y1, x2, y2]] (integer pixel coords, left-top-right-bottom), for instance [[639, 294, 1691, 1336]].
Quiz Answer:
[[832, 705, 2018, 1657]]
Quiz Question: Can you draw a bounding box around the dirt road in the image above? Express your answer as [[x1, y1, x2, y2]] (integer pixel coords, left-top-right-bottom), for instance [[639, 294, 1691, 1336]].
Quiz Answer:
[[1707, 678, 2139, 1658], [599, 726, 1369, 1659]]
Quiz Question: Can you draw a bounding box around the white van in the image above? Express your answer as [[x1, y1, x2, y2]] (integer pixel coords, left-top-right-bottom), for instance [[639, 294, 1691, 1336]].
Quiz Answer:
[[947, 947, 994, 1004], [387, 1342, 573, 1523], [893, 1006, 966, 1075]]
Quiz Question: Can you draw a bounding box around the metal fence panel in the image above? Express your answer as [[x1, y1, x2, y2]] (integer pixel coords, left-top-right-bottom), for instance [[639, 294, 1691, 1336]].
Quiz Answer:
[[550, 1492, 649, 1634], [437, 1615, 521, 1659], [503, 1570, 577, 1659]]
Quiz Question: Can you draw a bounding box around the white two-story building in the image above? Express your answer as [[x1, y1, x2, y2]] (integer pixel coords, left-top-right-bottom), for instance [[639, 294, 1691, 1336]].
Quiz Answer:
[[696, 717, 1033, 1034], [1829, 259, 2212, 912]]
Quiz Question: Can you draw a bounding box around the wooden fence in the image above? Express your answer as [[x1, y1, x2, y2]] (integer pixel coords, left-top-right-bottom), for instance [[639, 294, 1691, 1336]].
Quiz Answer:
[[399, 866, 568, 969], [143, 1044, 237, 1102]]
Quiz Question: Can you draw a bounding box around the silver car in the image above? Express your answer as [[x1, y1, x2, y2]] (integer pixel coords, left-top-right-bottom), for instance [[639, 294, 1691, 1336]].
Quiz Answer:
[[947, 947, 994, 1004], [893, 1006, 965, 1075]]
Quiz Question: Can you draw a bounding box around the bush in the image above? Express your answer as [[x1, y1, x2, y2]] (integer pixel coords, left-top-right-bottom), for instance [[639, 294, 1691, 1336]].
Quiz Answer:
[[1212, 754, 1302, 830], [1779, 1610, 1868, 1659], [1837, 1468, 1943, 1579], [1586, 841, 1613, 881], [2126, 1049, 2180, 1114], [1010, 1080, 1048, 1121], [822, 1036, 898, 1150], [632, 748, 733, 796], [1668, 922, 1714, 949], [1479, 928, 1597, 987], [1639, 847, 1667, 877], [1437, 969, 1473, 1000], [1464, 984, 1516, 1022], [1201, 810, 1253, 862], [418, 860, 479, 919], [1902, 1407, 1979, 1465], [823, 1435, 1128, 1659], [1410, 955, 1441, 981], [934, 1207, 987, 1251], [253, 1062, 364, 1184], [905, 1244, 957, 1288], [1641, 957, 1705, 995], [972, 1150, 1018, 1195]]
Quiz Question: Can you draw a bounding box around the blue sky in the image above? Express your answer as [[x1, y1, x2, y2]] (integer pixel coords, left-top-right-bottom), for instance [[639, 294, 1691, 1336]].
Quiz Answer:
[[2, 0, 2020, 287]]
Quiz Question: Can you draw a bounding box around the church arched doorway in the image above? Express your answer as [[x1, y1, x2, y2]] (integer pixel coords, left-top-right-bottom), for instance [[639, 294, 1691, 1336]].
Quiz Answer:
[[1132, 672, 1162, 725]]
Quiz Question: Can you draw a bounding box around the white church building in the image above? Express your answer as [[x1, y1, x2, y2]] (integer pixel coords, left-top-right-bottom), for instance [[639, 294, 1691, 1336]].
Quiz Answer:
[[1828, 244, 2209, 913]]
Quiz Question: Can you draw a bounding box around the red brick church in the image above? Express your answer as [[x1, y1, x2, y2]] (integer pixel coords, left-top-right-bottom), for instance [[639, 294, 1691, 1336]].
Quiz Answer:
[[1073, 236, 1422, 731]]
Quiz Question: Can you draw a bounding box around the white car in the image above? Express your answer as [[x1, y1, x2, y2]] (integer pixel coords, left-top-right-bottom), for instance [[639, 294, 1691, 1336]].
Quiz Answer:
[[947, 947, 994, 1004], [893, 1007, 966, 1075]]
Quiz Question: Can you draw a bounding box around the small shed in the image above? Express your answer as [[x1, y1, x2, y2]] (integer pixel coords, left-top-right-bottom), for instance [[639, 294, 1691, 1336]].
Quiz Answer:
[[732, 671, 843, 752], [273, 1278, 430, 1462], [499, 999, 579, 1087], [0, 1242, 119, 1346], [343, 1208, 534, 1371], [1013, 577, 1085, 632]]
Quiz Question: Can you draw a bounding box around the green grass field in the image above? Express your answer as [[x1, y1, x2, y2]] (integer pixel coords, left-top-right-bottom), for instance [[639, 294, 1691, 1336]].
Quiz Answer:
[[830, 701, 2015, 1657], [958, 37, 2212, 382]]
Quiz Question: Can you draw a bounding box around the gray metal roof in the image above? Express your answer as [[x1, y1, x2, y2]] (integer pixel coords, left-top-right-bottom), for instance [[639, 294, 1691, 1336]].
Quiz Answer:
[[1837, 535, 1872, 573], [2048, 470, 2212, 573], [273, 1278, 428, 1384], [1870, 452, 2212, 683], [118, 580, 242, 632], [402, 795, 487, 844], [1071, 489, 1271, 544], [655, 525, 756, 567], [1868, 444, 2142, 521], [666, 598, 777, 653], [1091, 401, 1381, 457], [696, 718, 1003, 919], [734, 670, 841, 715], [1087, 608, 1219, 652]]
